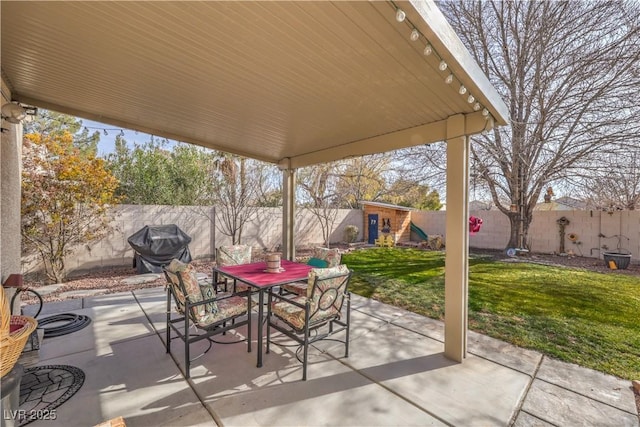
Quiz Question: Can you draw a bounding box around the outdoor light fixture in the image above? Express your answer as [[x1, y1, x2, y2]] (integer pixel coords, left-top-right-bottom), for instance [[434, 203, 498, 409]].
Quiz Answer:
[[389, 1, 494, 123], [1, 102, 27, 124]]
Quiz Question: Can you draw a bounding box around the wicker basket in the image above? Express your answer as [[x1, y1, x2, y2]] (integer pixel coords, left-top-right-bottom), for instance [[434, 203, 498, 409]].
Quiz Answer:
[[1, 285, 38, 377], [1, 285, 11, 340], [1, 314, 38, 378]]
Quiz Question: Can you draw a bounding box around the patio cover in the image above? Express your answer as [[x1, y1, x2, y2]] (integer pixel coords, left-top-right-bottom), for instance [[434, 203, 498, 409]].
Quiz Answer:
[[1, 0, 509, 362], [1, 1, 507, 167]]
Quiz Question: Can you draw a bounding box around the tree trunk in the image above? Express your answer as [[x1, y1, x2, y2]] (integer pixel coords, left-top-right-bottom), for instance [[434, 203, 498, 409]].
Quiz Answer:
[[507, 213, 520, 249]]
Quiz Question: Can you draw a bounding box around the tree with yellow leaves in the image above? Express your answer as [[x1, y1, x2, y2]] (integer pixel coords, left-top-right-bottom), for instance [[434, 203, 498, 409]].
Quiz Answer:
[[22, 131, 120, 283]]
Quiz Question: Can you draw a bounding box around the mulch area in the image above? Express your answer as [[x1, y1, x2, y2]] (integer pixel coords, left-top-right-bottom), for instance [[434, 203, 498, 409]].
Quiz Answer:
[[472, 248, 640, 277]]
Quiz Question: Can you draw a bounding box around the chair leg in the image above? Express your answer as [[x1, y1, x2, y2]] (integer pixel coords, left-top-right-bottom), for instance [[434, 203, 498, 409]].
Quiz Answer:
[[302, 307, 311, 381], [185, 314, 191, 379], [345, 296, 351, 358], [303, 327, 309, 381], [166, 289, 171, 354]]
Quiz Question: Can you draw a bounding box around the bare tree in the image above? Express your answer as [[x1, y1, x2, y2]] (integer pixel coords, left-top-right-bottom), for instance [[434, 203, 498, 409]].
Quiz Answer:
[[209, 155, 263, 245], [333, 154, 391, 208], [439, 0, 640, 248], [297, 163, 340, 248], [571, 147, 640, 211]]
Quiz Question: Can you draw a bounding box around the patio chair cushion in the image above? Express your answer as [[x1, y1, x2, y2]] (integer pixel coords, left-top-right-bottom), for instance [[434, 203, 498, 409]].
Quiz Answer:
[[216, 245, 252, 293], [306, 264, 349, 302], [281, 282, 308, 296], [197, 295, 248, 327], [271, 295, 308, 330], [272, 264, 350, 331], [217, 245, 252, 265], [281, 249, 341, 296], [165, 259, 218, 321], [307, 257, 329, 268], [311, 247, 342, 267]]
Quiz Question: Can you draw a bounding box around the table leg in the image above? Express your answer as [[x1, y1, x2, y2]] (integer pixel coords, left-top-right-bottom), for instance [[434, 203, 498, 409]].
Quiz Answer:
[[247, 292, 252, 353], [257, 289, 264, 368]]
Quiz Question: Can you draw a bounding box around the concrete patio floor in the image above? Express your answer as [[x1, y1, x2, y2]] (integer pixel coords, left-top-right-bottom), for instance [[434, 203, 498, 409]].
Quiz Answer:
[[19, 287, 639, 427]]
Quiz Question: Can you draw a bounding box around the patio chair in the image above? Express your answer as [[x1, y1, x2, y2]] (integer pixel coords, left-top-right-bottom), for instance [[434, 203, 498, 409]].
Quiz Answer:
[[163, 259, 251, 379], [281, 247, 342, 296], [215, 245, 253, 294], [266, 264, 351, 380], [375, 235, 394, 247]]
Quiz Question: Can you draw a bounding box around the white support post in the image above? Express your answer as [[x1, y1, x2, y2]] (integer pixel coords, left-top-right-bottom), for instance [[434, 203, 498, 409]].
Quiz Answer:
[[444, 114, 469, 362], [282, 168, 296, 261]]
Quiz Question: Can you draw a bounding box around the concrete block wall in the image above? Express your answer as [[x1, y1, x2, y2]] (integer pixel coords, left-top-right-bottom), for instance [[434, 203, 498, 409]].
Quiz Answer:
[[23, 205, 363, 275], [412, 209, 640, 262], [22, 204, 639, 275]]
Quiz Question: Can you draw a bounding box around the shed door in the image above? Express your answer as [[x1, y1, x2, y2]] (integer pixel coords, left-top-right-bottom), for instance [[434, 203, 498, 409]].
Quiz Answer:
[[368, 214, 379, 244]]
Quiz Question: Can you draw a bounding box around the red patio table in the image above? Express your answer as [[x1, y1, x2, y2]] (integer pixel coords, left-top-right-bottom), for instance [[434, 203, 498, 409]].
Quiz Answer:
[[214, 259, 312, 368]]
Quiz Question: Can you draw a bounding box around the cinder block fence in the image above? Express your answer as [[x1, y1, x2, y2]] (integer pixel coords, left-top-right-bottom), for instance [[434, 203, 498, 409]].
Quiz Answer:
[[22, 205, 639, 276]]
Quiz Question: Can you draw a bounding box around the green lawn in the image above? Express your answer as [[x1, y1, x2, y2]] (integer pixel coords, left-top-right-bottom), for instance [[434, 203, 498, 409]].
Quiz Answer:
[[342, 248, 640, 380]]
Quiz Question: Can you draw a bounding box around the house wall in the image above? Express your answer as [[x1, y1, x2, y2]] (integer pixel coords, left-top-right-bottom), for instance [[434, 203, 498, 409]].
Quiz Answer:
[[22, 205, 363, 276], [397, 211, 411, 242], [411, 209, 640, 262], [1, 78, 23, 286], [362, 205, 411, 243]]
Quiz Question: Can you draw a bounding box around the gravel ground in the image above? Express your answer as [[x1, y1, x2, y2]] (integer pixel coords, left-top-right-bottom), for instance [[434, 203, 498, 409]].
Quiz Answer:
[[474, 248, 640, 276], [21, 248, 320, 304]]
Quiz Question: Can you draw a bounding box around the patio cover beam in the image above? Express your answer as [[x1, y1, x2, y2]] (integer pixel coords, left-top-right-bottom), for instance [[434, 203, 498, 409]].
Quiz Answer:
[[279, 110, 491, 169]]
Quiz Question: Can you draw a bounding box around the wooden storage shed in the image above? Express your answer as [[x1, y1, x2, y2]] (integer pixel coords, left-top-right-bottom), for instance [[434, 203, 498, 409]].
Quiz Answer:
[[360, 201, 413, 245]]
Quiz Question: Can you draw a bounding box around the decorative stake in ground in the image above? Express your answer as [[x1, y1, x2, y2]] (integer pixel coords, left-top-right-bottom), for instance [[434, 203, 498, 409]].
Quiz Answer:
[[556, 216, 570, 254]]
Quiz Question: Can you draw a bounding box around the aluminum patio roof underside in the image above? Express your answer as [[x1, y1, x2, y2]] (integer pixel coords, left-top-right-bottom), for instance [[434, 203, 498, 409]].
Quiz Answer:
[[1, 0, 508, 168]]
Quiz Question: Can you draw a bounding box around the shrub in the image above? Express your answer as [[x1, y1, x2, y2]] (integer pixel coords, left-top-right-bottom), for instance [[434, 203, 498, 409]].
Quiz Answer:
[[344, 225, 359, 243]]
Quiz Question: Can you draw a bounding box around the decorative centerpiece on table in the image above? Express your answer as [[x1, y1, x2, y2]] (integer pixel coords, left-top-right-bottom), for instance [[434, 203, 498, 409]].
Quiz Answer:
[[265, 252, 284, 273]]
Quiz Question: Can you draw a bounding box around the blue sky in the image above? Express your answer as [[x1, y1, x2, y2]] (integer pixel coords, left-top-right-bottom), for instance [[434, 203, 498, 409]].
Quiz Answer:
[[81, 119, 177, 156]]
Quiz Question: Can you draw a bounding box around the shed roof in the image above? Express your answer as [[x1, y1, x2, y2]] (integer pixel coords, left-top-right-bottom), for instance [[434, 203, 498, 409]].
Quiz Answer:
[[359, 200, 415, 212]]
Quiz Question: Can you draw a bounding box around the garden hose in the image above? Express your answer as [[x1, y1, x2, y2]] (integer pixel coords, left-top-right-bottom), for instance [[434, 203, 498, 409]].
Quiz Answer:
[[37, 313, 92, 338], [10, 287, 44, 318]]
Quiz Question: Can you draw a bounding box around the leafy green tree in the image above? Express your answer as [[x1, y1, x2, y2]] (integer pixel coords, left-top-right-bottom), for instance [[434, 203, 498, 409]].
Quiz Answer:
[[22, 131, 120, 283], [107, 138, 274, 244], [24, 109, 100, 156], [334, 155, 390, 208], [382, 179, 442, 210], [107, 138, 214, 205]]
